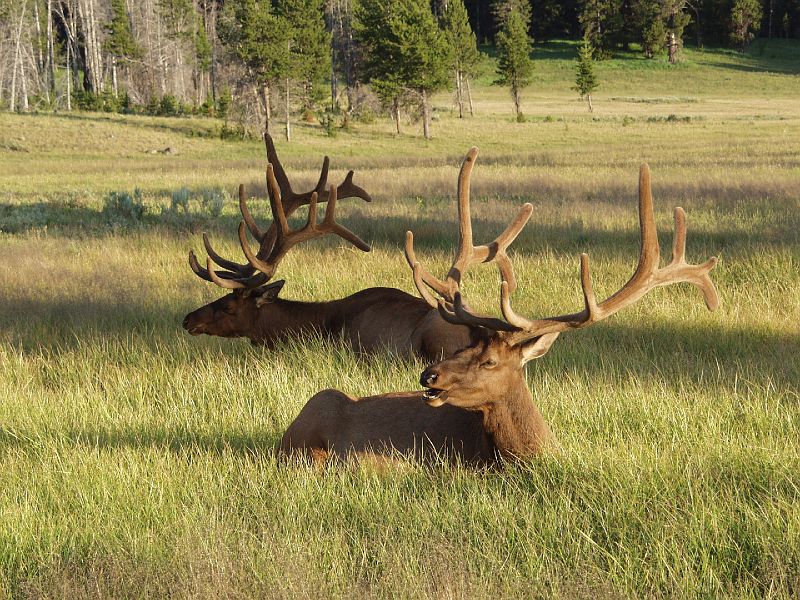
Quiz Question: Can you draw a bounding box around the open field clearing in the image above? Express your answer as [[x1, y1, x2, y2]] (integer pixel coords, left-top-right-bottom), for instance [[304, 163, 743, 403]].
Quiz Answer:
[[1, 42, 799, 598]]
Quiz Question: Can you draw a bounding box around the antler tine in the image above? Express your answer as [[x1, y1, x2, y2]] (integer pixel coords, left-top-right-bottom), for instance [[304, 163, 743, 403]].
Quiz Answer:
[[405, 147, 534, 310], [336, 170, 373, 203], [264, 132, 294, 200], [495, 162, 720, 345]]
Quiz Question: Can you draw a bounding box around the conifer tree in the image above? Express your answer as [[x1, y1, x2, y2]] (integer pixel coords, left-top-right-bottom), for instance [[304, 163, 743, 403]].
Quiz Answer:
[[442, 0, 480, 118], [218, 0, 291, 133], [355, 0, 450, 138], [495, 1, 533, 121], [730, 0, 763, 50], [278, 0, 331, 140], [573, 37, 598, 111], [104, 0, 140, 96]]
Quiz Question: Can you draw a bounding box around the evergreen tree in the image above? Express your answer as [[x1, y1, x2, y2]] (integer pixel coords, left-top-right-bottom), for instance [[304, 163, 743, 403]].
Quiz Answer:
[[278, 0, 331, 140], [573, 36, 598, 111], [730, 0, 763, 49], [104, 0, 140, 95], [354, 0, 450, 138], [218, 0, 291, 133], [579, 0, 624, 58], [442, 0, 481, 118], [495, 1, 533, 121]]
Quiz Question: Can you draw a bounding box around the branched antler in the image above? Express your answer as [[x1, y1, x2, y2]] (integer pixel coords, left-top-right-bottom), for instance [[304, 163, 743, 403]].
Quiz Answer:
[[436, 163, 720, 344], [404, 147, 533, 308], [189, 134, 372, 289]]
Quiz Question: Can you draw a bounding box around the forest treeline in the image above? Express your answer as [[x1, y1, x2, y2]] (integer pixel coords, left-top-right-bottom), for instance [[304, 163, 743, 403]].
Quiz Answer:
[[0, 0, 798, 138]]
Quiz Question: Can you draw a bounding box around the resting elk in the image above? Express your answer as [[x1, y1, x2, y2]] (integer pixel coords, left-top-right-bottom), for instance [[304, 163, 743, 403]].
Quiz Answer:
[[183, 134, 473, 360], [280, 148, 720, 465]]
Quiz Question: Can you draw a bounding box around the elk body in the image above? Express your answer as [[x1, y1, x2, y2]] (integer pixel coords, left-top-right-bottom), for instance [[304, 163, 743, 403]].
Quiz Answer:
[[280, 149, 720, 465], [183, 134, 471, 360]]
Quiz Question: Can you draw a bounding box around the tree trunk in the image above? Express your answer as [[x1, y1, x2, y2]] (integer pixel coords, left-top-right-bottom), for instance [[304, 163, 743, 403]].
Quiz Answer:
[[261, 83, 271, 133], [511, 82, 521, 118], [455, 69, 464, 118], [768, 0, 774, 38], [66, 40, 72, 110], [32, 0, 47, 102], [11, 1, 27, 112], [421, 89, 431, 139], [587, 93, 593, 112], [465, 76, 474, 116], [285, 78, 291, 142], [393, 97, 401, 135], [47, 0, 56, 100]]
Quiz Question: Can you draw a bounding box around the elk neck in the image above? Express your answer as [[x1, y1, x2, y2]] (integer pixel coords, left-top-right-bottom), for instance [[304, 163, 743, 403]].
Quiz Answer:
[[253, 296, 356, 343], [479, 370, 554, 460]]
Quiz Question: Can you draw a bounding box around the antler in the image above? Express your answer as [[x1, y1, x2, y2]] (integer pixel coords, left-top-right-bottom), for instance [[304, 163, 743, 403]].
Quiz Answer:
[[237, 163, 370, 281], [441, 163, 720, 343], [404, 147, 534, 308], [189, 134, 372, 289]]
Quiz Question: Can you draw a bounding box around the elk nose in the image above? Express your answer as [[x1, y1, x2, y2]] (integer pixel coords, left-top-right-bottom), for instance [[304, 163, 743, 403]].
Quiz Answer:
[[182, 315, 191, 329], [420, 369, 438, 387]]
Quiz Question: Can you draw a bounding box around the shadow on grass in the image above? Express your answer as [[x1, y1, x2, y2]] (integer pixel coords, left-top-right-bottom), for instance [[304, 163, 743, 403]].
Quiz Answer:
[[0, 423, 284, 454], [3, 198, 797, 258], [24, 110, 223, 140]]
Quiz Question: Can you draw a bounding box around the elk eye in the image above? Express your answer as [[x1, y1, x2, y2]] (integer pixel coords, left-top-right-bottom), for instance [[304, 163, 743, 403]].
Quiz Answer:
[[481, 358, 498, 368]]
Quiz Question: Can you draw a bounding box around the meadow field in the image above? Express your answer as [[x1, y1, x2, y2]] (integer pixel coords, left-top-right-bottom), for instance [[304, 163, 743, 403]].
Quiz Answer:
[[1, 40, 799, 598]]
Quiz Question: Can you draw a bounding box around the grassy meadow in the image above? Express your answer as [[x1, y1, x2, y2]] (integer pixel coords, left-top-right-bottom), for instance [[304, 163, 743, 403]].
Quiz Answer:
[[1, 40, 799, 598]]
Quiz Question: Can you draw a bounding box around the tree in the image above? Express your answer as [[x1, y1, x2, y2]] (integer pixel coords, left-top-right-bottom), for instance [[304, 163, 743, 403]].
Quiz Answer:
[[579, 0, 624, 58], [218, 0, 291, 133], [354, 0, 450, 138], [573, 36, 598, 111], [104, 0, 140, 95], [279, 0, 330, 140], [730, 0, 763, 49], [495, 0, 533, 120], [441, 0, 480, 118]]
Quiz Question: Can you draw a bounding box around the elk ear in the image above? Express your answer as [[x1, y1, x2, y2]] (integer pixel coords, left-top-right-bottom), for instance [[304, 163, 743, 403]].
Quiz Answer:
[[519, 332, 561, 365], [254, 279, 286, 307]]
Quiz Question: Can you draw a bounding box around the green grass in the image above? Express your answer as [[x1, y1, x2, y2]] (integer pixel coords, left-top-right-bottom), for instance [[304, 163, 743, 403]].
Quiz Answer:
[[1, 40, 799, 598]]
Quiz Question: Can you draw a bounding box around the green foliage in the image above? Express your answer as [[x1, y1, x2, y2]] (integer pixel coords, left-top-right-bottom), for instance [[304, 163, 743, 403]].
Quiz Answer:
[[217, 87, 233, 120], [319, 106, 340, 137], [579, 0, 623, 58], [102, 189, 146, 224], [730, 0, 764, 49], [573, 37, 599, 108], [442, 0, 481, 78], [495, 1, 534, 117], [104, 0, 141, 62], [200, 187, 228, 217], [354, 0, 451, 114], [158, 95, 182, 117], [218, 0, 291, 86], [279, 0, 331, 109], [170, 187, 191, 213]]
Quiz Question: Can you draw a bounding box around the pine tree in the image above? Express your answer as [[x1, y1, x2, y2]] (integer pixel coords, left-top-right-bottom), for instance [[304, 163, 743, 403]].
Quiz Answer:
[[278, 0, 331, 140], [730, 0, 763, 50], [573, 37, 598, 111], [354, 0, 450, 138], [442, 0, 481, 118], [218, 0, 291, 133], [104, 0, 140, 95], [495, 1, 533, 121]]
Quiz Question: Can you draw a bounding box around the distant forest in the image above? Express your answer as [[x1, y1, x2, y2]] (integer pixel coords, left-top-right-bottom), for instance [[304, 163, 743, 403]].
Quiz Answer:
[[1, 0, 798, 134]]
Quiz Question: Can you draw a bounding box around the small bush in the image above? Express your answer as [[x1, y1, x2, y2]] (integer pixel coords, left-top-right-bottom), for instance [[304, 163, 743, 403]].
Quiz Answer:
[[220, 122, 247, 140], [319, 107, 339, 138], [171, 187, 191, 213], [200, 187, 227, 218], [159, 95, 181, 117], [516, 112, 527, 123], [103, 189, 146, 224]]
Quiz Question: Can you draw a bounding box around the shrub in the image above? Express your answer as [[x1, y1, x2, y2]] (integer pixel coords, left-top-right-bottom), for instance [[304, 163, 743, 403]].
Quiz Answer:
[[170, 187, 191, 213], [103, 189, 146, 224], [200, 187, 227, 218]]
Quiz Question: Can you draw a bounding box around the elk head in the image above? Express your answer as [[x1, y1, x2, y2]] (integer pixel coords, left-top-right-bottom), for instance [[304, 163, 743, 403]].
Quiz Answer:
[[408, 149, 719, 456], [183, 134, 371, 341]]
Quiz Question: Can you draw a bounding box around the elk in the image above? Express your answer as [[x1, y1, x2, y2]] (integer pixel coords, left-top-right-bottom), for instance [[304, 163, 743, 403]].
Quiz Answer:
[[183, 134, 474, 359], [280, 148, 720, 465]]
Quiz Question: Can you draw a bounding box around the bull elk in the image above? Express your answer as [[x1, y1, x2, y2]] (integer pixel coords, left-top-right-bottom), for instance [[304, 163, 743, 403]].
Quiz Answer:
[[280, 148, 720, 465], [183, 134, 474, 360]]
